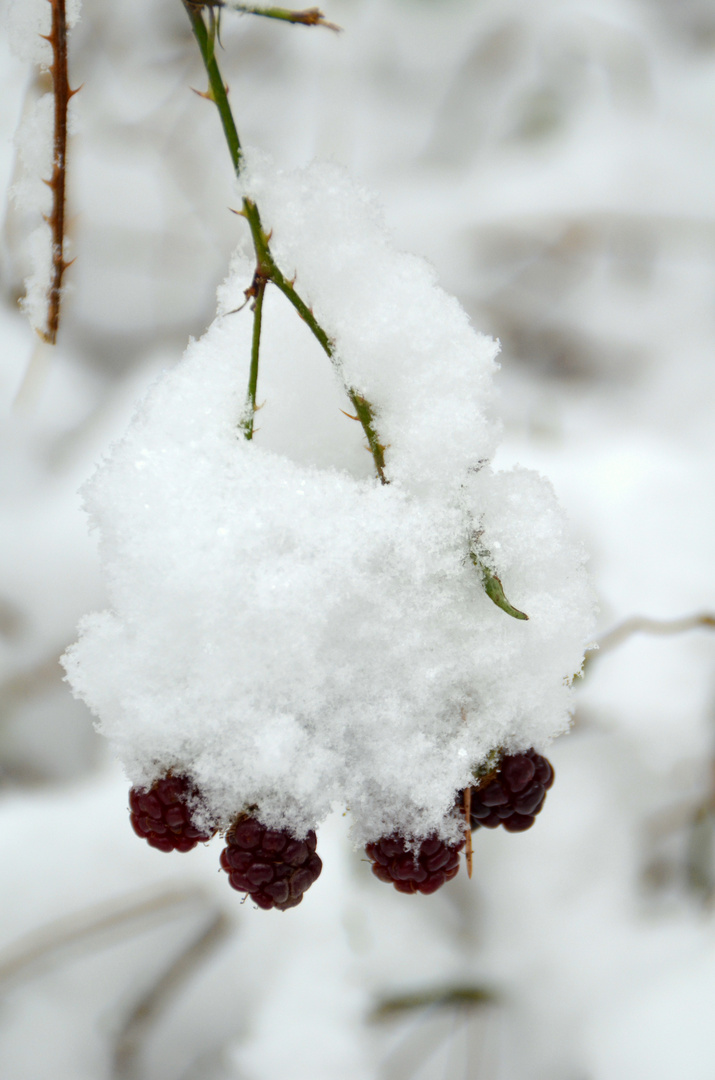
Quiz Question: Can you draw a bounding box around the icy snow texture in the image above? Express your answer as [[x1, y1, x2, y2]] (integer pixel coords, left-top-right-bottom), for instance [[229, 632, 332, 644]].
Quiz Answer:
[[63, 160, 594, 843]]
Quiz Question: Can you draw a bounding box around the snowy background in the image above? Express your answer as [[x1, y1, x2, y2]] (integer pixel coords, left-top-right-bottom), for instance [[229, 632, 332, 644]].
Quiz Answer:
[[1, 0, 715, 1077]]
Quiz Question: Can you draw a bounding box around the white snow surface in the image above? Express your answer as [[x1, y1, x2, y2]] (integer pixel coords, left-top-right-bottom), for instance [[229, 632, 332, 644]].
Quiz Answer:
[[63, 160, 594, 843], [5, 0, 82, 65]]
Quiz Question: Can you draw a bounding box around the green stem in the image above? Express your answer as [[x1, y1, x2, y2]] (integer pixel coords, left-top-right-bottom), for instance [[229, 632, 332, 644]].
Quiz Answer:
[[243, 199, 387, 482], [242, 274, 267, 439], [184, 2, 242, 173]]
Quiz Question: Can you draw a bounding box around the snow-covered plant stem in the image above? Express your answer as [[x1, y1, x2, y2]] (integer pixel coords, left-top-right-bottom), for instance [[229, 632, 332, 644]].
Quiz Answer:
[[183, 1, 388, 478], [40, 0, 77, 343], [181, 0, 537, 616]]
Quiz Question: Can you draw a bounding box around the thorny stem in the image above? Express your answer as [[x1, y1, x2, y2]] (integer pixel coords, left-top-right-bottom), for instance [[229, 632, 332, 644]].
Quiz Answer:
[[184, 2, 242, 172], [39, 0, 77, 344], [184, 1, 388, 481]]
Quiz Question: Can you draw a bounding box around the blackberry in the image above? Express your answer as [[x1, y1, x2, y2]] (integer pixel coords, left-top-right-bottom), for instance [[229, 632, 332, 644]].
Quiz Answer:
[[129, 774, 214, 852], [365, 833, 464, 894], [467, 749, 554, 832], [220, 816, 323, 911]]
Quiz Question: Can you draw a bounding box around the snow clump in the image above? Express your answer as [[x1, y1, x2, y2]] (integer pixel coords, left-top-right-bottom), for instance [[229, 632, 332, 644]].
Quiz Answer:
[[63, 158, 595, 845]]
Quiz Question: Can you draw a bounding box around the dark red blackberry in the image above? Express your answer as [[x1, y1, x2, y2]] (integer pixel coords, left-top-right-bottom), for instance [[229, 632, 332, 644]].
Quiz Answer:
[[365, 833, 465, 894], [129, 774, 214, 853], [467, 749, 554, 833], [220, 816, 323, 911]]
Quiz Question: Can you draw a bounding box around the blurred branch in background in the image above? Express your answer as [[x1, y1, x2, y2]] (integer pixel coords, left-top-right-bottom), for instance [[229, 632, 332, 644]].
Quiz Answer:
[[0, 886, 221, 989], [370, 986, 502, 1080], [112, 902, 231, 1080], [594, 612, 715, 659], [0, 885, 231, 1080]]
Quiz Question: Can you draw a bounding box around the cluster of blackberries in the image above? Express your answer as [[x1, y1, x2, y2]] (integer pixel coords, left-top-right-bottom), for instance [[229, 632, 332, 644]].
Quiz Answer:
[[130, 749, 554, 906], [129, 775, 322, 910], [363, 749, 555, 893]]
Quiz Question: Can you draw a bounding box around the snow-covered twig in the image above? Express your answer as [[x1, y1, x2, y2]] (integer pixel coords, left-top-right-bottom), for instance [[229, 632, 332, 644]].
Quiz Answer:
[[0, 887, 210, 987]]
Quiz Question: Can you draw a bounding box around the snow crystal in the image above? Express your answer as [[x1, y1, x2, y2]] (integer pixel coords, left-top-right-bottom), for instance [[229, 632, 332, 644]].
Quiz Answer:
[[63, 159, 595, 845]]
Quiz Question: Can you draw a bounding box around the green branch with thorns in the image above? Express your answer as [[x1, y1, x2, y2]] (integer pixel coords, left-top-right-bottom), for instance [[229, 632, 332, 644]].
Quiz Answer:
[[181, 0, 526, 617]]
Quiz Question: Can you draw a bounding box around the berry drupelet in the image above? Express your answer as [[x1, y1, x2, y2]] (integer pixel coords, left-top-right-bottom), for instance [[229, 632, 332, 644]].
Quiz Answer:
[[467, 749, 554, 832], [220, 816, 323, 911], [129, 774, 215, 852], [365, 833, 465, 894]]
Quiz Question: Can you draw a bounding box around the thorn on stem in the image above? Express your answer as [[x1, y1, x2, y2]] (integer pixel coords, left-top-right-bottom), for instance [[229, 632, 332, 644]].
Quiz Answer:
[[191, 86, 216, 101], [225, 297, 251, 315]]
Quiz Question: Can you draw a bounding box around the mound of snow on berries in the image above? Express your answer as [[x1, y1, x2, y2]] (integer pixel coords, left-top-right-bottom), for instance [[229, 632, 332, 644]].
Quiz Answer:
[[63, 158, 595, 844]]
